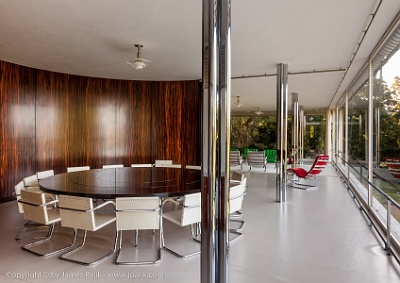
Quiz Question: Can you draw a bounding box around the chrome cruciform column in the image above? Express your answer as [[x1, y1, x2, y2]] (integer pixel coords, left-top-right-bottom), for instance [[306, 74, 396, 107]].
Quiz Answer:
[[299, 106, 304, 164], [201, 0, 231, 282], [291, 92, 299, 166], [276, 63, 288, 203]]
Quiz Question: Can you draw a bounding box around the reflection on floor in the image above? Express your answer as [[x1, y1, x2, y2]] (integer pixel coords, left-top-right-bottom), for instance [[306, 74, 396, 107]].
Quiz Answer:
[[1, 163, 400, 283]]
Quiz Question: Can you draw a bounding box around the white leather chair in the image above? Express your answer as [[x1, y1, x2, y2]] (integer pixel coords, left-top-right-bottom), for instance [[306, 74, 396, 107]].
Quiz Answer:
[[185, 165, 201, 170], [154, 160, 173, 167], [37, 170, 54, 180], [19, 189, 75, 256], [230, 171, 244, 185], [157, 164, 181, 168], [131, 164, 153, 167], [230, 151, 243, 170], [114, 197, 162, 265], [23, 174, 40, 189], [14, 181, 48, 240], [162, 192, 201, 258], [67, 166, 90, 173], [229, 182, 247, 242], [15, 181, 26, 214], [58, 195, 116, 265], [247, 151, 267, 171]]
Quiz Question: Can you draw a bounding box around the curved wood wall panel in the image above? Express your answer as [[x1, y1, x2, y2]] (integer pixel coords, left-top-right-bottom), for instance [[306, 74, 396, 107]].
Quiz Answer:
[[35, 71, 70, 174], [0, 62, 36, 200], [152, 81, 184, 164], [182, 81, 202, 166], [0, 60, 201, 201], [116, 80, 152, 166]]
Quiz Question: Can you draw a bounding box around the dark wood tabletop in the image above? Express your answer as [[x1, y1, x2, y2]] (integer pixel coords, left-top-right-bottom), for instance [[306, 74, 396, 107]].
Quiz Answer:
[[39, 167, 201, 199]]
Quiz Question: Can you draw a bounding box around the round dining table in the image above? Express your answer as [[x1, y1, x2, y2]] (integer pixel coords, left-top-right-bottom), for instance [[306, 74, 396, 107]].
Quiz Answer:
[[39, 167, 201, 199]]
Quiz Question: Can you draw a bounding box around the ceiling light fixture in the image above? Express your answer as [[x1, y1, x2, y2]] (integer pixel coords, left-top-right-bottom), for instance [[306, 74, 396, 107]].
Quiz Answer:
[[255, 107, 263, 115], [127, 44, 151, 70], [234, 96, 242, 107]]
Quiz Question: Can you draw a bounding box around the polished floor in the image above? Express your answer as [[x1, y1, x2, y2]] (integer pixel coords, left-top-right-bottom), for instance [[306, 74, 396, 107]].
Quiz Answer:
[[1, 163, 400, 283]]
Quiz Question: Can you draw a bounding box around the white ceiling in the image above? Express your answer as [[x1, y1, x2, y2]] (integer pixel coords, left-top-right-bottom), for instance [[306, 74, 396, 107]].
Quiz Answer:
[[1, 0, 399, 114]]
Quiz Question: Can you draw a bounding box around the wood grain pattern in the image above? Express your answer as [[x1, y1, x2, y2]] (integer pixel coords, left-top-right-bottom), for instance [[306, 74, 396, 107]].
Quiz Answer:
[[0, 62, 36, 199], [0, 60, 201, 201]]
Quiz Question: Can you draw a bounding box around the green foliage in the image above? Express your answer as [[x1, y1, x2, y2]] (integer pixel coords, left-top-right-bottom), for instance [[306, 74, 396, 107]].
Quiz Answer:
[[304, 115, 325, 154], [230, 114, 325, 154], [230, 116, 277, 150]]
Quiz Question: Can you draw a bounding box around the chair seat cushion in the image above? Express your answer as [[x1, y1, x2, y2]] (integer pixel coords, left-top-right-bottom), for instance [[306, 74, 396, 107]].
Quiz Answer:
[[94, 215, 116, 231], [47, 208, 61, 224], [288, 168, 308, 178], [163, 210, 182, 226]]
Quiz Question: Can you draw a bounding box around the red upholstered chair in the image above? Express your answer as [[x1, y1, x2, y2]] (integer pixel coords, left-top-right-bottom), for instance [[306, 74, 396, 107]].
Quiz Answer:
[[287, 155, 329, 189]]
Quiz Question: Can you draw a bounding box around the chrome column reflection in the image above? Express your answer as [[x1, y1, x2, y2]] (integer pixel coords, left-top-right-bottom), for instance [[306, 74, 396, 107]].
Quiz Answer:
[[201, 0, 231, 282], [276, 63, 288, 203], [291, 93, 299, 166], [299, 106, 304, 164]]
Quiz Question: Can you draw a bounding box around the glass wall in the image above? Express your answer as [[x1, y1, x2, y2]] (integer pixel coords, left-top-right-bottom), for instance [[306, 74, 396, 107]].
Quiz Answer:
[[374, 49, 400, 225], [334, 21, 400, 250], [304, 115, 325, 159], [348, 84, 368, 162]]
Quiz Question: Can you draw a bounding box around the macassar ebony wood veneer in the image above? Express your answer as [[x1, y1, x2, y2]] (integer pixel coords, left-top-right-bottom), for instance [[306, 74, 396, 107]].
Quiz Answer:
[[0, 60, 201, 201]]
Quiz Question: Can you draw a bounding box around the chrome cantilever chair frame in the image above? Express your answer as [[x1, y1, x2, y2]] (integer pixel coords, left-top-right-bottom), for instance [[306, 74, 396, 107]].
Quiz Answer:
[[287, 155, 329, 190], [19, 189, 76, 256], [114, 197, 162, 265], [14, 181, 49, 240], [162, 192, 201, 258], [58, 196, 116, 266]]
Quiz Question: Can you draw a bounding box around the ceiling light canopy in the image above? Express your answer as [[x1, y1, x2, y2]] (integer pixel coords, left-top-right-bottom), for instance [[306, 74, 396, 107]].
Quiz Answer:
[[127, 44, 151, 70], [255, 107, 263, 115], [234, 96, 242, 107]]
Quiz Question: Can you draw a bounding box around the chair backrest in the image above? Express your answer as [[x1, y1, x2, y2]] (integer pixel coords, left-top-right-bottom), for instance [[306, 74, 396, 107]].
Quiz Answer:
[[229, 184, 246, 214], [103, 164, 124, 169], [58, 195, 96, 230], [23, 174, 39, 187], [115, 197, 161, 231], [154, 160, 173, 167], [181, 192, 201, 226], [230, 171, 244, 183], [15, 181, 25, 213], [37, 170, 54, 180], [230, 151, 242, 166], [156, 164, 182, 168], [67, 166, 90, 173], [307, 155, 329, 177], [131, 164, 153, 168], [20, 189, 57, 224], [247, 151, 266, 165], [185, 165, 201, 170]]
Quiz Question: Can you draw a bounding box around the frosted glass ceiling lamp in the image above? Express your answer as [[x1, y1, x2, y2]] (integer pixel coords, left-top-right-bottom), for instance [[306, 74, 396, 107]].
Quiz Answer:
[[127, 44, 151, 70], [255, 107, 263, 115]]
